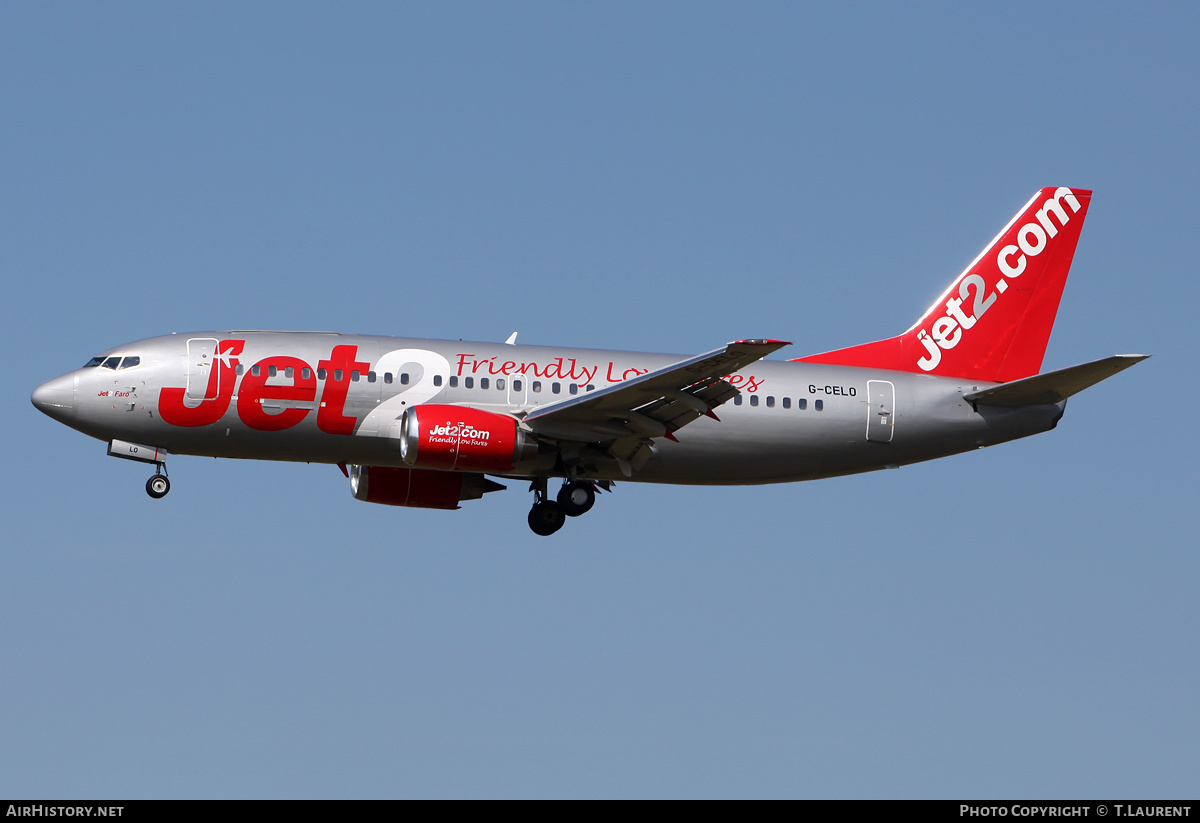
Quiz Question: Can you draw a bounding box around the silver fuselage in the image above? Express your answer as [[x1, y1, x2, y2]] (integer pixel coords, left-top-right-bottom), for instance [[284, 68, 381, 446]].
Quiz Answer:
[[33, 331, 1064, 485]]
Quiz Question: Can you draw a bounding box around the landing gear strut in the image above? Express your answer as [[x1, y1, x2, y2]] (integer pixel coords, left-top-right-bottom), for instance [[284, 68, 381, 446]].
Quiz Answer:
[[145, 465, 170, 499]]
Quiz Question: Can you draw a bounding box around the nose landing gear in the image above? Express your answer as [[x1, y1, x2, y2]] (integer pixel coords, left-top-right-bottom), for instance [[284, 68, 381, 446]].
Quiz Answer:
[[106, 440, 172, 500], [145, 465, 170, 499]]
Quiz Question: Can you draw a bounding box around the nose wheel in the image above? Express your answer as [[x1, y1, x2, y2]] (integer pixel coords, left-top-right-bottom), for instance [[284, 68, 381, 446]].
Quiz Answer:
[[145, 466, 170, 499]]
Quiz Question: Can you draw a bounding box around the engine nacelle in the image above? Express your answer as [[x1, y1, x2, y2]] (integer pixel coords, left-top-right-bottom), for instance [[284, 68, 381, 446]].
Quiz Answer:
[[398, 404, 537, 472], [349, 465, 504, 509]]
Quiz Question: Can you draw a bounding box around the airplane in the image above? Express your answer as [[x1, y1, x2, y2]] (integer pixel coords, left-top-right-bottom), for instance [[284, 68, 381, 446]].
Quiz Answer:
[[32, 186, 1146, 536]]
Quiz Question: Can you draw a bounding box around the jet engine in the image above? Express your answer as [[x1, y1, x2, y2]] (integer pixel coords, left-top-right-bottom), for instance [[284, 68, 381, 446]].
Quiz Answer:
[[398, 405, 538, 472], [349, 465, 505, 509]]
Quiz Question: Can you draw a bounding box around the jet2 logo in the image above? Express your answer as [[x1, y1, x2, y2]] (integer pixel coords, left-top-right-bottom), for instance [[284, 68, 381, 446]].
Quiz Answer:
[[916, 187, 1083, 372], [159, 341, 370, 434], [429, 421, 492, 446]]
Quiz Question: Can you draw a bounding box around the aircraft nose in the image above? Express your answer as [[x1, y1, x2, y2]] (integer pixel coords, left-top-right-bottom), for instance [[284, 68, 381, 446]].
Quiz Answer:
[[32, 373, 76, 422]]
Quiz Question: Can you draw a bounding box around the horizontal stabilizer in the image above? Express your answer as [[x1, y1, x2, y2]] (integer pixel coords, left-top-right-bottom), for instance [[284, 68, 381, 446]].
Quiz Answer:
[[964, 355, 1148, 407]]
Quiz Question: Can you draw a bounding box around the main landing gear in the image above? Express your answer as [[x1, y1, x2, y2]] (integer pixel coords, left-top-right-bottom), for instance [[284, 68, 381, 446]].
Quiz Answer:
[[528, 498, 566, 536], [526, 478, 600, 536], [557, 480, 595, 516]]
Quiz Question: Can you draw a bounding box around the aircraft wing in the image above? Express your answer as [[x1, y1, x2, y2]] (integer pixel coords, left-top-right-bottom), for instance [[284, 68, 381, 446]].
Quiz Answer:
[[522, 339, 789, 449]]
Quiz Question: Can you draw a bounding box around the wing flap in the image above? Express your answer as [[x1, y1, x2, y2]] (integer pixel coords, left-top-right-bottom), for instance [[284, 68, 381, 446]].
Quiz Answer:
[[630, 376, 737, 432], [964, 354, 1148, 407]]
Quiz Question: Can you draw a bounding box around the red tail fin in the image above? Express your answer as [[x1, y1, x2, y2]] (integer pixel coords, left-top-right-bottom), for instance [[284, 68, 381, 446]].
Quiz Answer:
[[796, 187, 1092, 383]]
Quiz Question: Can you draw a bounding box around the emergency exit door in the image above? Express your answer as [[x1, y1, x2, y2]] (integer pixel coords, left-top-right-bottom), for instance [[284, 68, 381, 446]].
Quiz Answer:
[[866, 380, 895, 443]]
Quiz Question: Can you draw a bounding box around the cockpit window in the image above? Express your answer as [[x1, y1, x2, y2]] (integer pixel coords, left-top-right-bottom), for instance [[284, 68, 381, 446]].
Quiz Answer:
[[84, 354, 141, 369]]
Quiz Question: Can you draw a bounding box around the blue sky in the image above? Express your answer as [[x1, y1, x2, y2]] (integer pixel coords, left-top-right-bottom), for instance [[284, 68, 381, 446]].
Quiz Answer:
[[2, 2, 1196, 798]]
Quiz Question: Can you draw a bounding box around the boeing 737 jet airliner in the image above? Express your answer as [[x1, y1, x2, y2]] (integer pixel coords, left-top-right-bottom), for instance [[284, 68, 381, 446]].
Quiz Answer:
[[33, 187, 1145, 535]]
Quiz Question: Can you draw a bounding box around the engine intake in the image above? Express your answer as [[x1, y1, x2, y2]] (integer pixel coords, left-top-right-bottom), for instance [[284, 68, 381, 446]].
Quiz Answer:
[[399, 405, 537, 472]]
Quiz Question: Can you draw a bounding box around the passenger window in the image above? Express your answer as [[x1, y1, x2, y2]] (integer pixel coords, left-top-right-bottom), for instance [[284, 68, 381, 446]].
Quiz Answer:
[[766, 396, 775, 408], [400, 373, 410, 385], [465, 377, 474, 389], [351, 370, 360, 382], [302, 368, 312, 380], [798, 398, 807, 410], [734, 395, 743, 405], [480, 378, 489, 390], [236, 364, 245, 376], [449, 376, 458, 387], [268, 365, 278, 378], [750, 395, 759, 407], [552, 382, 561, 394], [318, 368, 328, 380], [569, 384, 578, 395], [815, 399, 824, 411], [532, 381, 542, 393], [285, 366, 294, 379], [782, 397, 791, 409], [102, 356, 121, 370], [496, 378, 505, 390], [251, 365, 261, 377], [367, 371, 376, 383], [384, 372, 393, 384], [119, 356, 140, 369], [433, 375, 442, 387], [513, 379, 522, 391], [334, 369, 344, 381]]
